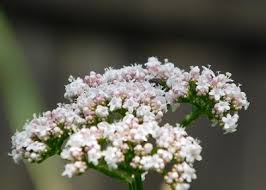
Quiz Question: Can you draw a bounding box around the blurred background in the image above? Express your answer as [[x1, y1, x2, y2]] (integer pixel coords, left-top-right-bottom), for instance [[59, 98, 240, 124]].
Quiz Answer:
[[0, 1, 266, 190]]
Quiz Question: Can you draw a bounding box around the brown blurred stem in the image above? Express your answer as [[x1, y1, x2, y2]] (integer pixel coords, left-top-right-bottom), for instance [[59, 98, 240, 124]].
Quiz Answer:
[[0, 11, 72, 190]]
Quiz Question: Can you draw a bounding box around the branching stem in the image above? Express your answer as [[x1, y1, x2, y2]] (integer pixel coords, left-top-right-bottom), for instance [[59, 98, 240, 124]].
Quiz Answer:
[[180, 105, 203, 127], [88, 163, 132, 183]]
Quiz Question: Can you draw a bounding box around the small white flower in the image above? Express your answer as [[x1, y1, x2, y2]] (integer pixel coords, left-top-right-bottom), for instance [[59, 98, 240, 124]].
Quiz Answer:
[[143, 143, 153, 154], [62, 163, 76, 178], [145, 57, 161, 68], [175, 183, 190, 190], [108, 97, 122, 111], [136, 105, 153, 117], [103, 147, 124, 169], [157, 149, 173, 162], [189, 66, 200, 80], [180, 138, 202, 163], [62, 161, 87, 178], [181, 162, 197, 182], [214, 101, 230, 113], [64, 76, 87, 99], [196, 77, 210, 94], [209, 88, 225, 101], [95, 105, 109, 118], [123, 98, 139, 113], [222, 113, 239, 133], [87, 148, 102, 165]]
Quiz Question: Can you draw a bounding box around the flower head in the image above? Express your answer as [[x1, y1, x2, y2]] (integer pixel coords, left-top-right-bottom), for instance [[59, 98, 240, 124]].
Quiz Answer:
[[10, 57, 249, 190]]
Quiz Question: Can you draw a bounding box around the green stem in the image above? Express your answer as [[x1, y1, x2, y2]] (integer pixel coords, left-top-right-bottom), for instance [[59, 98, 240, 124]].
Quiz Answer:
[[128, 174, 143, 190], [180, 105, 202, 127], [135, 173, 143, 190], [88, 163, 132, 183], [128, 182, 134, 190]]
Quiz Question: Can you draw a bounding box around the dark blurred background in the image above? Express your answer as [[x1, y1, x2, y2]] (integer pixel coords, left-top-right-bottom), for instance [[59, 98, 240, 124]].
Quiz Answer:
[[0, 1, 266, 190]]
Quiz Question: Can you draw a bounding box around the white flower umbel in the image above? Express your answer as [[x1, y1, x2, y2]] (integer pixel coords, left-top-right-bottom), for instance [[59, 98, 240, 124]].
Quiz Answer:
[[10, 57, 249, 190]]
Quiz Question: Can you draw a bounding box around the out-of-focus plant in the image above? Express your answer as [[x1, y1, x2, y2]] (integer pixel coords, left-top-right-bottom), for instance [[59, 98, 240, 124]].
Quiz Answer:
[[0, 11, 72, 190], [9, 55, 249, 190]]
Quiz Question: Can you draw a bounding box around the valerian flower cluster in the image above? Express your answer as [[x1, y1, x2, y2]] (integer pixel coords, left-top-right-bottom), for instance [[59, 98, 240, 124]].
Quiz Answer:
[[10, 57, 249, 190]]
